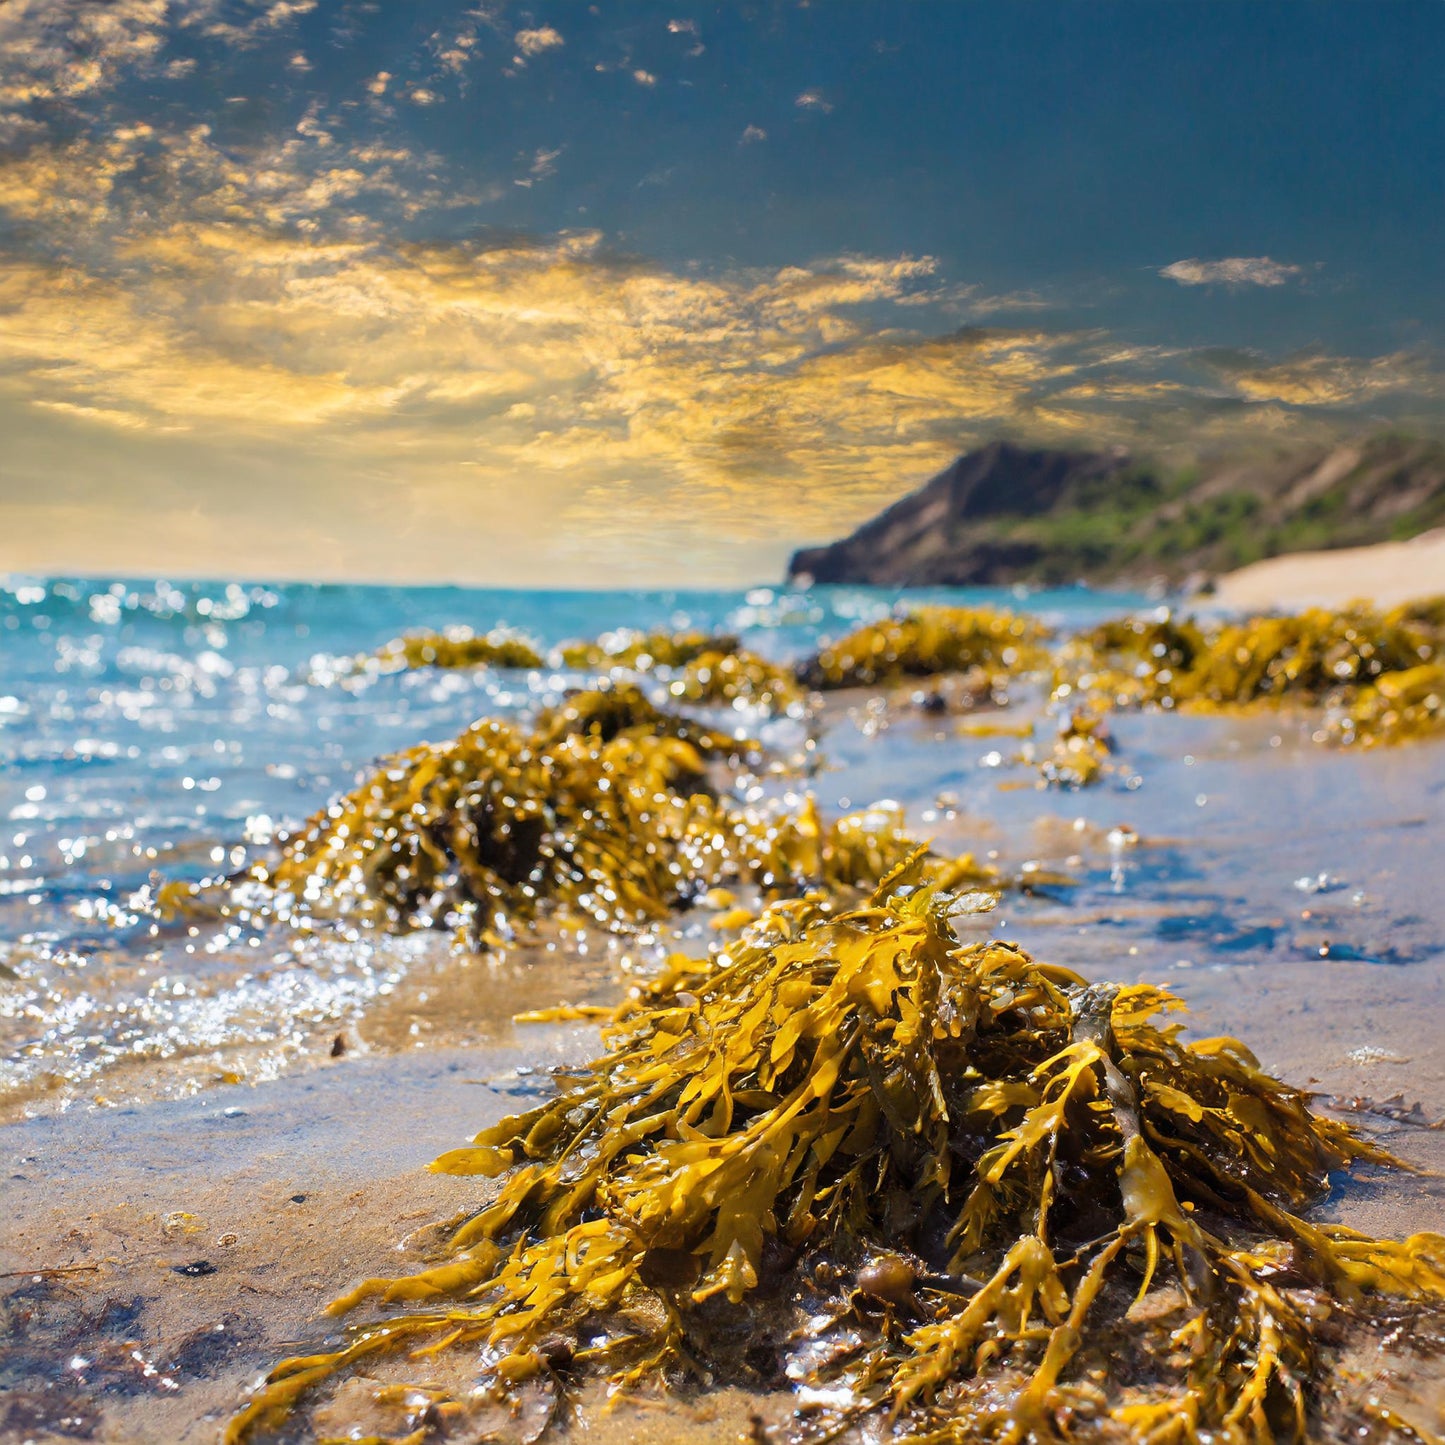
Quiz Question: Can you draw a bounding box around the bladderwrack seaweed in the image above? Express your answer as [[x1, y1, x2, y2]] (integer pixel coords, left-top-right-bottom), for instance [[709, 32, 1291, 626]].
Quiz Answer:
[[226, 880, 1445, 1444]]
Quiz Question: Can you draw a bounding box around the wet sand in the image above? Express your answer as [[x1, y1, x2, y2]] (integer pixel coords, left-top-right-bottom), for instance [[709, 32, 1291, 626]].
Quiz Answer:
[[4, 694, 1445, 1440], [1209, 528, 1445, 611]]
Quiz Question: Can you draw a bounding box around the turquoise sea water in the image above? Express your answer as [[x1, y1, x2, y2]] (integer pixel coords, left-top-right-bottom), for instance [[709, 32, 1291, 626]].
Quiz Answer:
[[0, 576, 1134, 1108]]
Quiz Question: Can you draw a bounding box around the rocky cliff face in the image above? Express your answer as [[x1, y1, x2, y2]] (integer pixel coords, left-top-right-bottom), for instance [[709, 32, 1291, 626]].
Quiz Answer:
[[786, 442, 1137, 586], [785, 435, 1445, 588]]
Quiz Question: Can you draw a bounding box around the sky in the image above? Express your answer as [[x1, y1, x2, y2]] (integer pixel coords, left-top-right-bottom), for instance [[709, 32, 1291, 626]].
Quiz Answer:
[[1, 0, 1443, 587]]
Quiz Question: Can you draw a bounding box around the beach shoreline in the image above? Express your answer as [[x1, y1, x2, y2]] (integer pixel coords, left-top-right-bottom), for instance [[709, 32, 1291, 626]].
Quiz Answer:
[[6, 684, 1445, 1441], [1205, 529, 1445, 612]]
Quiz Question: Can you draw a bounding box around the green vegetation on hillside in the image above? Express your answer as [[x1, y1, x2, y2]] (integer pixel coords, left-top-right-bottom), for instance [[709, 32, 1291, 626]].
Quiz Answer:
[[789, 433, 1445, 588]]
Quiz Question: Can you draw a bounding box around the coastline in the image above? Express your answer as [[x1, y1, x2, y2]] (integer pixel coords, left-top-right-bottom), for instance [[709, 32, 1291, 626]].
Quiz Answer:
[[6, 685, 1445, 1439], [1205, 528, 1445, 612]]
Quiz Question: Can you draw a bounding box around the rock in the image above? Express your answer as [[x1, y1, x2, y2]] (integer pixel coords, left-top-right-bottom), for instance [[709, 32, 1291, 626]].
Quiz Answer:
[[786, 441, 1136, 586], [785, 433, 1445, 590]]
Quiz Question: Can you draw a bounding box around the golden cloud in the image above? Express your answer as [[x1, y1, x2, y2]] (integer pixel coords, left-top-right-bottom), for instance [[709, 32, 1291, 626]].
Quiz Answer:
[[1216, 352, 1434, 408], [0, 112, 1439, 584]]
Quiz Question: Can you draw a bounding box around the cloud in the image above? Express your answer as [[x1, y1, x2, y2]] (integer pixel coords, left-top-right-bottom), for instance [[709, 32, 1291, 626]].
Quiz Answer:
[[515, 146, 562, 187], [0, 0, 171, 113], [0, 213, 1435, 584], [795, 90, 833, 114], [1160, 256, 1305, 288], [429, 24, 481, 76], [632, 69, 657, 87], [193, 0, 319, 47], [0, 109, 475, 241], [514, 26, 563, 57], [0, 22, 1437, 587], [1204, 350, 1434, 407], [0, 204, 1118, 581], [666, 17, 704, 55]]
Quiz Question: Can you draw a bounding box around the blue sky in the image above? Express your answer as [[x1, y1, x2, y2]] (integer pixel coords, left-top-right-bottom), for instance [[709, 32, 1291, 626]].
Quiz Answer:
[[1, 0, 1442, 584]]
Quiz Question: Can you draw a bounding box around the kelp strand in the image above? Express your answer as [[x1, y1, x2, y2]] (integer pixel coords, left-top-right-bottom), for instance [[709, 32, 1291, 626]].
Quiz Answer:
[[226, 869, 1445, 1444]]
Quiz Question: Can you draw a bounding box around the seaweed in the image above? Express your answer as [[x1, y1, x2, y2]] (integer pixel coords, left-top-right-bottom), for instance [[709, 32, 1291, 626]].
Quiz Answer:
[[1063, 601, 1445, 745], [226, 868, 1444, 1444], [671, 649, 808, 715], [555, 629, 741, 672], [243, 693, 748, 938], [367, 630, 546, 674], [197, 689, 997, 940], [1037, 703, 1113, 788], [340, 628, 744, 680], [800, 607, 1050, 690]]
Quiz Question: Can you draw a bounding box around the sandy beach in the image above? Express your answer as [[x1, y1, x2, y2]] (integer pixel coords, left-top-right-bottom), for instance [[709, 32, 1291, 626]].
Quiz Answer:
[[5, 579, 1445, 1444], [1208, 529, 1445, 612], [5, 648, 1445, 1440]]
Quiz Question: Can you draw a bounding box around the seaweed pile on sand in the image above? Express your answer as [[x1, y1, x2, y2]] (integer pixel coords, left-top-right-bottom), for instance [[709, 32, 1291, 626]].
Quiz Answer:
[[1063, 601, 1445, 745], [174, 685, 1000, 941], [671, 647, 808, 715], [227, 865, 1445, 1444], [555, 628, 740, 673], [346, 629, 547, 676], [801, 606, 1051, 692]]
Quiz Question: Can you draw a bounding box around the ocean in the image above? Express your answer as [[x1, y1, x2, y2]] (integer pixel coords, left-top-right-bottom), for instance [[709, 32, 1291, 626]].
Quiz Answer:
[[0, 576, 1131, 1110], [2, 575, 1442, 1440]]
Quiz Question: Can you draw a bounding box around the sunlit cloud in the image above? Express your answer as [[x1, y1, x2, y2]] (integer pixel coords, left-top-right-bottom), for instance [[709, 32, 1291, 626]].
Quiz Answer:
[[193, 0, 319, 47], [1160, 256, 1305, 288], [0, 0, 170, 113], [1205, 350, 1435, 407], [666, 17, 704, 55], [0, 125, 1436, 585], [513, 26, 563, 57], [740, 125, 767, 145], [795, 89, 834, 114], [515, 146, 562, 187]]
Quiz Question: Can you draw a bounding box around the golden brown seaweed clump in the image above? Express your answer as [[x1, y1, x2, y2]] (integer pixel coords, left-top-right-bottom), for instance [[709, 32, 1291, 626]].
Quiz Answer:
[[801, 606, 1051, 689], [672, 647, 807, 713], [226, 870, 1444, 1445], [349, 628, 746, 678], [1038, 702, 1114, 788], [555, 628, 741, 672], [223, 689, 996, 939], [1065, 601, 1445, 744], [370, 630, 546, 673], [248, 690, 743, 937]]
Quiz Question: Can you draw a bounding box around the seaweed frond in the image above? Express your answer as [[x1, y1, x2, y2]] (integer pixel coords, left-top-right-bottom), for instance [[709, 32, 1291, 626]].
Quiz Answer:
[[1064, 601, 1445, 745], [801, 607, 1051, 689], [226, 881, 1443, 1444]]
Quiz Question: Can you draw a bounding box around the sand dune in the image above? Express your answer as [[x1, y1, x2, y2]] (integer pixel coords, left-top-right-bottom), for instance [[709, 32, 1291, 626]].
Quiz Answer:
[[1208, 528, 1445, 611]]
